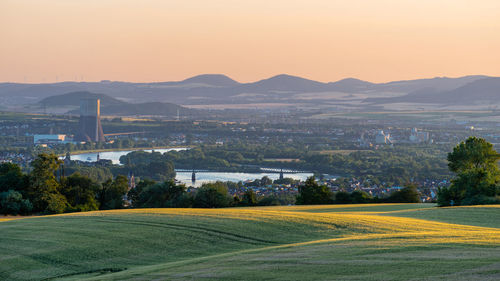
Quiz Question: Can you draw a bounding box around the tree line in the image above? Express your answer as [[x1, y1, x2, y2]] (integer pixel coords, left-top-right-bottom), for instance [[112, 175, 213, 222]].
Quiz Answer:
[[295, 177, 421, 205], [293, 137, 499, 206], [163, 143, 452, 185], [0, 153, 421, 216], [1, 137, 498, 215], [0, 153, 130, 215], [0, 153, 289, 215]]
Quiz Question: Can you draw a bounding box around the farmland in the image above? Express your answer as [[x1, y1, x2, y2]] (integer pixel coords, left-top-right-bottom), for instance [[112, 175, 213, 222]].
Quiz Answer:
[[1, 204, 499, 280]]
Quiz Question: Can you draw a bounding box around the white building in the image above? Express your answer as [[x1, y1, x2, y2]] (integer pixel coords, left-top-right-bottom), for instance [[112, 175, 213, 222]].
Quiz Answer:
[[33, 134, 68, 145]]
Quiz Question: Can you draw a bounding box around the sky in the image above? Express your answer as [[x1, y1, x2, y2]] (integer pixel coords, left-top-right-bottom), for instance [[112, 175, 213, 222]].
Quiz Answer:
[[1, 0, 500, 83]]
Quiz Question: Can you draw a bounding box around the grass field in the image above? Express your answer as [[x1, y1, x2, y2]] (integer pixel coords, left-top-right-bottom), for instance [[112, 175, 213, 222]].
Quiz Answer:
[[310, 110, 500, 123], [1, 204, 499, 280]]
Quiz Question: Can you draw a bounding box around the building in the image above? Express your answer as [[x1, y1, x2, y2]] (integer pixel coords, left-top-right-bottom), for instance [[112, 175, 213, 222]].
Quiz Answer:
[[33, 134, 68, 145], [375, 130, 392, 144], [76, 98, 105, 142], [128, 172, 136, 190], [359, 132, 372, 147], [409, 128, 430, 143]]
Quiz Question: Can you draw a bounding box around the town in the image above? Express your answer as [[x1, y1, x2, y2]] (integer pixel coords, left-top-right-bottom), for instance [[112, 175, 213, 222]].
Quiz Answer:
[[1, 97, 499, 204]]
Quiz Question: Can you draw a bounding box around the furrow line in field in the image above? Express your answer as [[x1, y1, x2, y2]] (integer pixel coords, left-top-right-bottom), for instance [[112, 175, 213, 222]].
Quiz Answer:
[[94, 217, 278, 245], [75, 231, 464, 281]]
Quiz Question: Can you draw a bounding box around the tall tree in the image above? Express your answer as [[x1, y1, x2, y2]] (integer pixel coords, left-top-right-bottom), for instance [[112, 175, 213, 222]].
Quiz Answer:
[[0, 163, 28, 193], [241, 189, 257, 206], [127, 179, 156, 207], [438, 137, 500, 206], [28, 153, 67, 213], [61, 173, 100, 211], [193, 182, 231, 208], [448, 137, 500, 174], [99, 175, 129, 210], [135, 180, 190, 208], [296, 177, 333, 205]]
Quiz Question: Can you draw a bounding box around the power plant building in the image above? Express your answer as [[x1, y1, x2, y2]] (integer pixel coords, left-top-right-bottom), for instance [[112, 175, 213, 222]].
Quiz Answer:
[[76, 98, 105, 142], [375, 130, 392, 144]]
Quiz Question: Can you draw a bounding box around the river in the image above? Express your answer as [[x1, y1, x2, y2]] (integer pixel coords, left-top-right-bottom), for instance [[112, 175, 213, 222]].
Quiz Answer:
[[68, 148, 188, 165], [68, 148, 314, 187], [176, 171, 313, 187]]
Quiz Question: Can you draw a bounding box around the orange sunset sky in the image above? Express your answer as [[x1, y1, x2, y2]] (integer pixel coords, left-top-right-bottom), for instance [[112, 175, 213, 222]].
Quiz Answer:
[[1, 0, 499, 83]]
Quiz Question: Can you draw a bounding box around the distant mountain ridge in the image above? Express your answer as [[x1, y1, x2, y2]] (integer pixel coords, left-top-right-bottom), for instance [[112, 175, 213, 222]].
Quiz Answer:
[[375, 75, 490, 93], [1, 74, 498, 110]]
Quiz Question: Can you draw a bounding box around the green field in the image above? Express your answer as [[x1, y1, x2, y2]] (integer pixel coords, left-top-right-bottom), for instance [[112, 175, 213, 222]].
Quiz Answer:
[[311, 110, 500, 123], [1, 204, 499, 280]]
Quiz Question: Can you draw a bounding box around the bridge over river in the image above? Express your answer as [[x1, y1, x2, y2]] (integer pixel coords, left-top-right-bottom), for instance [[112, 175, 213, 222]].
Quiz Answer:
[[67, 148, 318, 187]]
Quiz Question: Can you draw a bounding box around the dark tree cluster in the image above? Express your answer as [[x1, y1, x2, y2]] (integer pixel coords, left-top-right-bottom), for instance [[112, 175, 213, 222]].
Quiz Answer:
[[128, 180, 291, 209], [296, 177, 421, 205], [438, 137, 500, 206], [0, 153, 129, 215], [118, 151, 176, 181]]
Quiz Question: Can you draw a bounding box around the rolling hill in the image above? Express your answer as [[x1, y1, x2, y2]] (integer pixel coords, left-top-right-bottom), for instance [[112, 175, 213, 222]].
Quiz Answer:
[[1, 204, 499, 280], [39, 91, 192, 116], [178, 74, 240, 87], [365, 77, 500, 105], [39, 91, 127, 107], [237, 74, 329, 93], [327, 78, 375, 92]]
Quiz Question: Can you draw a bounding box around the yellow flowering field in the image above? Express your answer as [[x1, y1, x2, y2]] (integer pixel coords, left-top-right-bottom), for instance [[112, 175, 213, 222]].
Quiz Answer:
[[1, 204, 499, 280]]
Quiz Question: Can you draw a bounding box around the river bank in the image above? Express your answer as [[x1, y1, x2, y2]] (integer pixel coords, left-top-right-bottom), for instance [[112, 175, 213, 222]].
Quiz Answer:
[[59, 145, 194, 157], [67, 147, 189, 164], [62, 148, 316, 186]]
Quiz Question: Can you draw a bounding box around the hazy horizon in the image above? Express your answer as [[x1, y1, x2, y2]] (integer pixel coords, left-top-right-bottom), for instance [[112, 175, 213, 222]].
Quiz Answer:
[[0, 73, 495, 85], [2, 0, 500, 83]]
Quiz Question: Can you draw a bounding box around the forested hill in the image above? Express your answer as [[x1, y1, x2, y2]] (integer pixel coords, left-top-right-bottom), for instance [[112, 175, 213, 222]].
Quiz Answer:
[[364, 77, 500, 105], [39, 91, 126, 107], [40, 91, 194, 116]]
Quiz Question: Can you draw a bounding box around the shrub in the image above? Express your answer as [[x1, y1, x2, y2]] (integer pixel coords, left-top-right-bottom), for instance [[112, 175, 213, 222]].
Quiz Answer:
[[257, 196, 281, 206], [136, 181, 192, 208], [296, 177, 333, 205], [0, 190, 32, 215], [193, 182, 232, 208], [334, 191, 351, 204], [350, 190, 373, 203], [460, 194, 500, 206], [386, 185, 421, 203], [240, 189, 257, 206]]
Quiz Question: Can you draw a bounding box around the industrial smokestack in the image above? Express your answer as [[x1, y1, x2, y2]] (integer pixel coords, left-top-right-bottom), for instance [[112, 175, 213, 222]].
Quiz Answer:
[[76, 98, 105, 142]]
